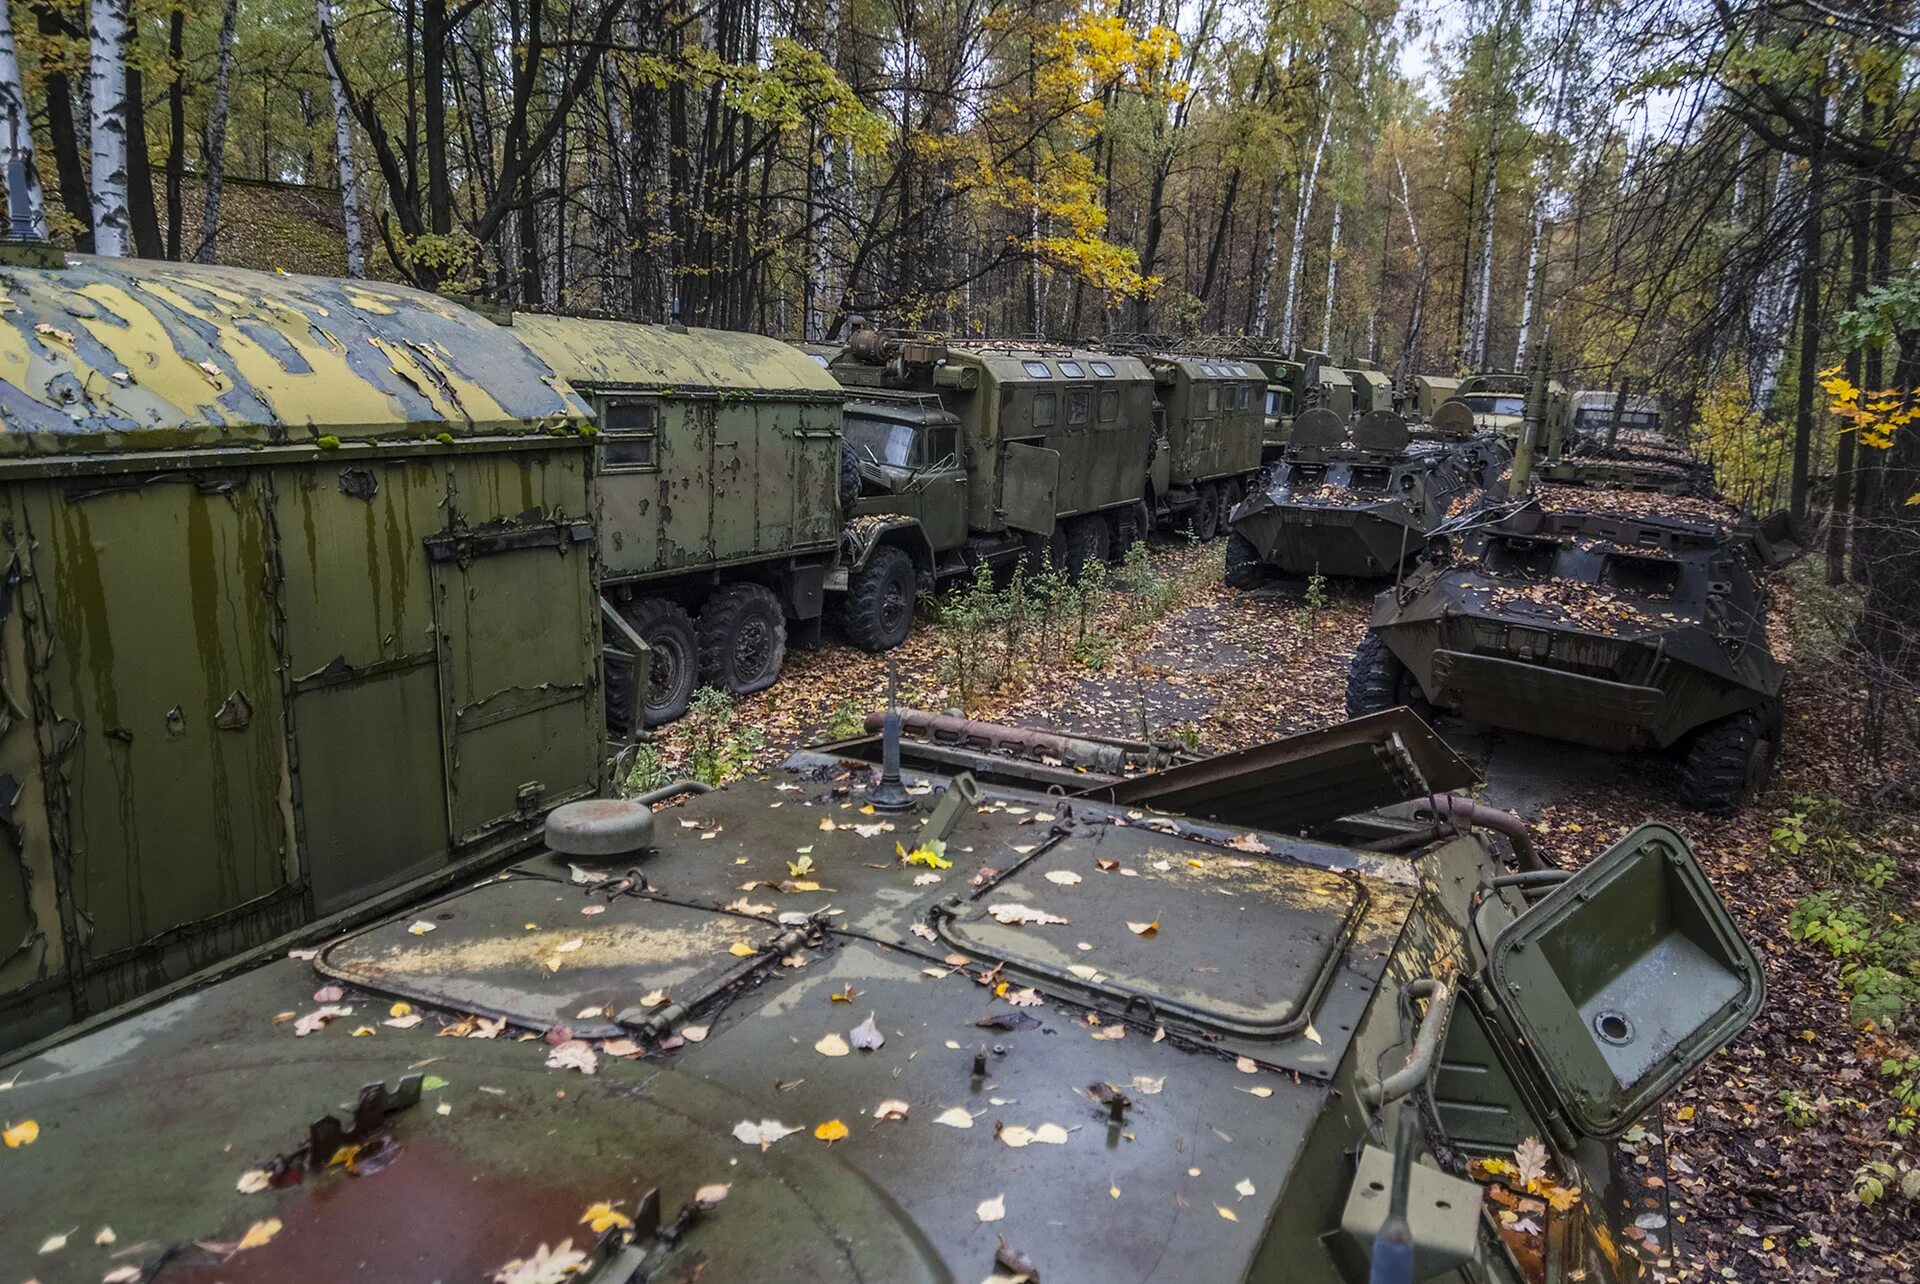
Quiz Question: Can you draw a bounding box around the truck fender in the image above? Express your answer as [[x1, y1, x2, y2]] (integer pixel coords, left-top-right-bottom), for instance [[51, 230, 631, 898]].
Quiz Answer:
[[843, 516, 936, 578]]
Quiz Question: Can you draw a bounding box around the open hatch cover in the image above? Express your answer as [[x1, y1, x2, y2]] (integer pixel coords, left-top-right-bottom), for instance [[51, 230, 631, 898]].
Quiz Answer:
[[938, 836, 1367, 1039], [1488, 823, 1764, 1138]]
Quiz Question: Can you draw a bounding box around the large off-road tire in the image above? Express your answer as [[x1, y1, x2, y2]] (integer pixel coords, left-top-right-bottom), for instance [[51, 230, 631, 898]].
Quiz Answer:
[[1062, 514, 1110, 578], [1219, 477, 1246, 523], [698, 583, 788, 698], [626, 597, 699, 728], [1224, 530, 1263, 589], [1346, 631, 1420, 718], [840, 545, 916, 653], [1191, 483, 1222, 542], [1680, 705, 1780, 815], [839, 442, 862, 513]]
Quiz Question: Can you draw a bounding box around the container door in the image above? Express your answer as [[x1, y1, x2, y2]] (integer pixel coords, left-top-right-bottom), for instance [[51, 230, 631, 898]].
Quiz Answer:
[[39, 478, 292, 971], [659, 400, 715, 568], [429, 518, 602, 846]]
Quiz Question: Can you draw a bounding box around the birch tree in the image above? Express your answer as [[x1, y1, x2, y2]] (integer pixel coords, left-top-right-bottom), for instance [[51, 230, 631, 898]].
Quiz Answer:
[[1319, 201, 1341, 353], [0, 0, 45, 238], [87, 0, 132, 256], [195, 0, 241, 262], [316, 0, 366, 277], [1279, 95, 1332, 350]]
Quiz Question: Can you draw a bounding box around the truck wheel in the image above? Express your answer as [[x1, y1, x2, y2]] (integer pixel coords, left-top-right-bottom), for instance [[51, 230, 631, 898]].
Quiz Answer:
[[1108, 504, 1141, 561], [1346, 632, 1421, 718], [627, 597, 698, 727], [1191, 484, 1221, 542], [1681, 707, 1778, 815], [1219, 478, 1245, 522], [699, 584, 788, 698], [1063, 514, 1109, 577], [1224, 530, 1263, 589], [839, 442, 862, 513], [840, 546, 916, 653]]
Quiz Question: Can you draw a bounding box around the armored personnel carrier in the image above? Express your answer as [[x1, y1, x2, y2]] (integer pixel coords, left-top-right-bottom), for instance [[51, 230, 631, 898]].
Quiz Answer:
[[1541, 392, 1713, 495], [0, 709, 1761, 1282], [1225, 407, 1511, 586], [1351, 483, 1800, 813]]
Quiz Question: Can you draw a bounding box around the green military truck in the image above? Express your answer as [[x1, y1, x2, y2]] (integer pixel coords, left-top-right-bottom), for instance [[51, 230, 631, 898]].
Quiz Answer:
[[1407, 373, 1463, 421], [0, 250, 605, 1048], [1454, 371, 1568, 437], [830, 335, 1158, 588], [1346, 360, 1394, 415], [510, 317, 848, 727], [1139, 352, 1267, 540]]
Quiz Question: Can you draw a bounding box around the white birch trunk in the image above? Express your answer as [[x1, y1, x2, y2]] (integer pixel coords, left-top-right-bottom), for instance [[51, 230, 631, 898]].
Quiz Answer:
[[1512, 189, 1546, 368], [87, 0, 132, 257], [1395, 157, 1426, 379], [196, 0, 241, 262], [1319, 202, 1342, 354], [1280, 102, 1332, 351], [1749, 156, 1803, 412], [0, 0, 47, 238], [1250, 172, 1286, 336], [316, 0, 365, 278], [1468, 142, 1498, 367]]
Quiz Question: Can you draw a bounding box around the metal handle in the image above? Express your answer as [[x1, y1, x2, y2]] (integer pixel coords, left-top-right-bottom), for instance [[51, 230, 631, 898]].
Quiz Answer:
[[1361, 978, 1454, 1107]]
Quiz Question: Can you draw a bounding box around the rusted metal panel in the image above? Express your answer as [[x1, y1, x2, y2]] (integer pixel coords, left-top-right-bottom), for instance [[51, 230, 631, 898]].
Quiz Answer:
[[1078, 709, 1478, 832]]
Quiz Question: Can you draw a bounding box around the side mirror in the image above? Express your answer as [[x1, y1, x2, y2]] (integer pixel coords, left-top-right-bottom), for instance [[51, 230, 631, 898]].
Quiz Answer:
[[1488, 824, 1763, 1138]]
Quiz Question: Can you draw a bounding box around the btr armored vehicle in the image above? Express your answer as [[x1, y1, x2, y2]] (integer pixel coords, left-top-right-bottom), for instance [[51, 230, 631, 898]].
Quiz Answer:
[[0, 250, 606, 1047], [510, 317, 848, 727], [1226, 408, 1511, 585], [1541, 392, 1712, 495], [1351, 484, 1800, 813], [0, 709, 1762, 1283]]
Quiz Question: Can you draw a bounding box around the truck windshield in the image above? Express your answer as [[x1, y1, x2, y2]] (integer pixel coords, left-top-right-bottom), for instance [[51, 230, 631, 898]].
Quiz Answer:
[[1463, 394, 1526, 417], [845, 418, 918, 467]]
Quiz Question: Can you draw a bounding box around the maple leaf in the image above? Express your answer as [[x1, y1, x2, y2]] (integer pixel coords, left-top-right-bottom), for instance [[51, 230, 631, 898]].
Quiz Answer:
[[493, 1239, 590, 1284], [900, 839, 953, 869]]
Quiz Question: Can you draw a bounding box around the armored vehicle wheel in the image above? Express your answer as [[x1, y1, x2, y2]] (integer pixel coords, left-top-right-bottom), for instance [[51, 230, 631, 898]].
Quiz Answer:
[[840, 546, 916, 653], [1681, 705, 1780, 815], [699, 584, 788, 698], [1224, 530, 1263, 589], [1191, 484, 1221, 542], [1063, 514, 1109, 577], [1345, 632, 1425, 718], [839, 441, 862, 513], [628, 597, 699, 727]]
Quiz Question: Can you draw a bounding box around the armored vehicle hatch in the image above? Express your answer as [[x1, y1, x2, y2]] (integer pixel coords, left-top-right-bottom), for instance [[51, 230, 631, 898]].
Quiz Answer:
[[1352, 482, 1798, 813], [0, 715, 1762, 1283], [0, 255, 602, 1050], [1226, 409, 1511, 584]]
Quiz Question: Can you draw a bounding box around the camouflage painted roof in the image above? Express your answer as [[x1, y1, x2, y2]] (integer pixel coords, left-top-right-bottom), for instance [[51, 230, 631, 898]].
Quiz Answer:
[[512, 314, 843, 398], [0, 254, 588, 455]]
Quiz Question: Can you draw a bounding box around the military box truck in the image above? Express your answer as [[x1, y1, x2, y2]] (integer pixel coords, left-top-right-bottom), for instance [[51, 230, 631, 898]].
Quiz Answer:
[[509, 316, 848, 727], [1139, 353, 1267, 540], [831, 335, 1157, 581], [0, 251, 605, 1048]]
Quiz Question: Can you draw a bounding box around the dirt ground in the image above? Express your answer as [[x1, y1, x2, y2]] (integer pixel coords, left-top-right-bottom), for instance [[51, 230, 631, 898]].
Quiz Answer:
[[654, 541, 1917, 1283]]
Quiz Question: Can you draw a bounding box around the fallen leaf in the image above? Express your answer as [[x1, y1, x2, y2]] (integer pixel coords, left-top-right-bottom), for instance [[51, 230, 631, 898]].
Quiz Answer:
[[788, 854, 816, 877], [581, 905, 606, 916], [1238, 1086, 1273, 1099], [492, 1239, 589, 1283], [725, 897, 775, 915], [1216, 1206, 1239, 1222], [976, 1194, 1006, 1223], [814, 1119, 850, 1143], [639, 990, 669, 1008], [728, 941, 757, 957], [236, 1218, 283, 1251], [3, 1119, 39, 1148], [580, 1201, 634, 1233], [389, 1001, 414, 1018], [1234, 1056, 1258, 1074], [682, 1025, 710, 1043], [1131, 1075, 1165, 1095], [95, 1226, 116, 1246], [314, 985, 345, 1003], [849, 1013, 886, 1051], [602, 1038, 644, 1058], [294, 1004, 353, 1037], [104, 1267, 143, 1283], [815, 1033, 851, 1057], [912, 873, 942, 887], [408, 920, 437, 935], [831, 985, 859, 1003], [781, 953, 808, 967], [910, 923, 938, 940], [1127, 919, 1159, 937], [1226, 833, 1271, 854], [554, 937, 583, 954], [1514, 1136, 1550, 1188], [1044, 870, 1083, 886], [546, 1040, 599, 1075], [933, 1107, 975, 1129], [1004, 987, 1044, 1007], [1093, 1024, 1126, 1041], [694, 1183, 730, 1205], [39, 1229, 71, 1253], [875, 1099, 910, 1120], [350, 1025, 377, 1037], [1235, 1178, 1256, 1199], [986, 903, 1069, 926], [732, 1119, 800, 1150], [1032, 1123, 1069, 1144]]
